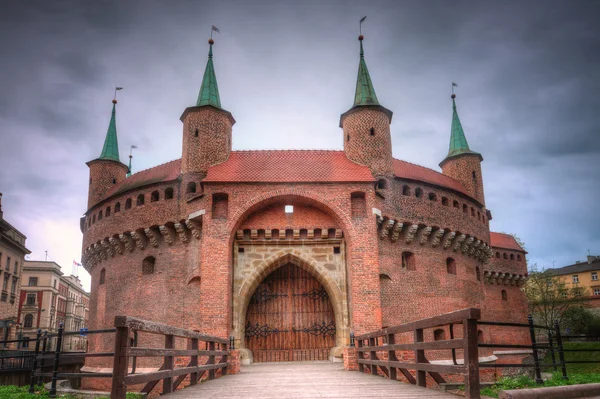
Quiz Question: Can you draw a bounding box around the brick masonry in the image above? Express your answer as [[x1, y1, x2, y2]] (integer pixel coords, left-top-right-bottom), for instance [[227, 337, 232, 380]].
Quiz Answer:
[[81, 102, 529, 389]]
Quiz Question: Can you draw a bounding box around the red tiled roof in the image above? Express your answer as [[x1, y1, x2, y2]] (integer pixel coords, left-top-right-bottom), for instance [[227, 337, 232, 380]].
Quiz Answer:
[[204, 150, 375, 183], [104, 159, 181, 198], [490, 232, 525, 252], [392, 159, 469, 196]]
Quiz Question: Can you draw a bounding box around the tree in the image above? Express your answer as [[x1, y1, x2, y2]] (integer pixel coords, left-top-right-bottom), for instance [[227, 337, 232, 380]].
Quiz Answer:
[[523, 264, 589, 329], [500, 231, 527, 251]]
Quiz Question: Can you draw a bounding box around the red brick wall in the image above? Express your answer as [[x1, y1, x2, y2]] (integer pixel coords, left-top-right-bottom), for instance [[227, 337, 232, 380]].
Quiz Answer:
[[86, 160, 128, 209], [440, 154, 485, 206]]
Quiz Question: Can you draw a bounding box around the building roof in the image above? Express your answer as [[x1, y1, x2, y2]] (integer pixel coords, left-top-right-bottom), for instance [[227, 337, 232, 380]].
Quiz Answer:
[[104, 159, 181, 198], [196, 42, 221, 108], [204, 150, 376, 183], [392, 159, 469, 196], [353, 38, 379, 107], [97, 102, 121, 162], [490, 232, 525, 252], [549, 257, 600, 276], [441, 95, 481, 164]]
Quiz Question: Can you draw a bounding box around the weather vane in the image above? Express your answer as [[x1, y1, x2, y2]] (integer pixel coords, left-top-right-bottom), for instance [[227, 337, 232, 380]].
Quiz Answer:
[[359, 16, 366, 35], [211, 25, 220, 40], [113, 87, 123, 101], [452, 82, 458, 96]]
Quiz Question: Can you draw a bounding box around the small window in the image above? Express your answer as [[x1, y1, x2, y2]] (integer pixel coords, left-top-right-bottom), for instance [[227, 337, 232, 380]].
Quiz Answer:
[[142, 256, 155, 275], [476, 266, 481, 281], [472, 171, 476, 179], [187, 182, 197, 194], [369, 127, 375, 136], [125, 198, 132, 210], [347, 134, 350, 142], [415, 188, 423, 198], [26, 293, 36, 305], [594, 288, 600, 296], [137, 194, 145, 206], [350, 192, 366, 217], [285, 205, 294, 214], [99, 268, 106, 285], [89, 177, 92, 185], [115, 202, 121, 213], [510, 254, 515, 260], [503, 253, 508, 259], [471, 207, 475, 216], [165, 188, 174, 200], [98, 211, 103, 220], [428, 192, 437, 201], [446, 258, 456, 275], [592, 272, 598, 281], [573, 275, 579, 283], [238, 247, 245, 253], [92, 215, 96, 223], [517, 254, 522, 261], [442, 197, 449, 206], [496, 252, 500, 259], [112, 178, 117, 184], [194, 128, 199, 137], [453, 200, 459, 208], [462, 204, 467, 213], [402, 185, 410, 196], [151, 191, 159, 202], [377, 179, 387, 190], [402, 252, 416, 271], [477, 211, 480, 220], [501, 290, 507, 300], [24, 314, 34, 328], [28, 277, 38, 287], [106, 206, 111, 217], [334, 246, 341, 254], [212, 193, 229, 219], [434, 329, 446, 341]]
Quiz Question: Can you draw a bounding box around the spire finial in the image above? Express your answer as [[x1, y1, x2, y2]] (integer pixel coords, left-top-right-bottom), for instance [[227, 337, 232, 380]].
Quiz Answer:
[[98, 92, 122, 162], [352, 17, 379, 107], [196, 26, 222, 108], [127, 145, 137, 177], [442, 87, 481, 160]]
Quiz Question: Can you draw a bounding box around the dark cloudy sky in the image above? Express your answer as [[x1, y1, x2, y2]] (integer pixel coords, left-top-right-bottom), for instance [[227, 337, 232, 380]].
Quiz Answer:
[[1, 0, 598, 290]]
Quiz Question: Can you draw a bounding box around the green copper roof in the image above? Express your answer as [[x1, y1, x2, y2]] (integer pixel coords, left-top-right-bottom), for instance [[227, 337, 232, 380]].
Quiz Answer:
[[98, 102, 121, 162], [445, 96, 480, 159], [127, 155, 132, 177], [353, 40, 379, 107], [196, 43, 221, 108]]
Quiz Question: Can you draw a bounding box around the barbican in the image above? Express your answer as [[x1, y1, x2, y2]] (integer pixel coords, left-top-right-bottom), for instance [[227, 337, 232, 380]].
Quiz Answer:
[[80, 33, 528, 378]]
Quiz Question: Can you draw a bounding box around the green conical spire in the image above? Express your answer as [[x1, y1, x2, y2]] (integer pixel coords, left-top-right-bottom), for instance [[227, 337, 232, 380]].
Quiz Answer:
[[445, 95, 480, 158], [196, 41, 221, 108], [353, 37, 379, 107], [98, 101, 121, 162]]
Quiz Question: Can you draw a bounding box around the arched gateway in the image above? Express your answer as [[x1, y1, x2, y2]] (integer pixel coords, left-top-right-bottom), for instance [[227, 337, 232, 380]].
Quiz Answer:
[[230, 195, 351, 364]]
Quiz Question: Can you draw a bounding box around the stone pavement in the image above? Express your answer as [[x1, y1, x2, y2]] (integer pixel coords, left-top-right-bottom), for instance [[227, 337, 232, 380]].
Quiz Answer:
[[161, 361, 462, 398]]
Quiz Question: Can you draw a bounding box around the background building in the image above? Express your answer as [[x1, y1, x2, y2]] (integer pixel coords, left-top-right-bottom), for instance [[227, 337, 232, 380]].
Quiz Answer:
[[550, 255, 600, 308], [18, 261, 90, 351], [0, 193, 30, 346]]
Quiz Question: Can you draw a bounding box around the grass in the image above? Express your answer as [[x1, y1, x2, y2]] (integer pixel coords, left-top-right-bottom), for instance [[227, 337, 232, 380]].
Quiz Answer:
[[0, 385, 143, 399], [549, 342, 600, 374]]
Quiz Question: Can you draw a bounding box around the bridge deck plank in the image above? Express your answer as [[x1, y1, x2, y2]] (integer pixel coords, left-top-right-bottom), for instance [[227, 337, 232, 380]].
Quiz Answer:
[[160, 362, 462, 398]]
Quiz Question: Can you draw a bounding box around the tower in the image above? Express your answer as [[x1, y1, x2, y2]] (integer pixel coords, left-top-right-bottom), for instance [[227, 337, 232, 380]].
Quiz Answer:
[[180, 38, 235, 179], [86, 99, 129, 209], [439, 94, 485, 205], [340, 34, 393, 178]]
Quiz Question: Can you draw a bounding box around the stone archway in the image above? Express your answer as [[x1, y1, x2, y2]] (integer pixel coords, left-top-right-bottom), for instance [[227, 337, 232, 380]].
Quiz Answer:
[[233, 251, 349, 364]]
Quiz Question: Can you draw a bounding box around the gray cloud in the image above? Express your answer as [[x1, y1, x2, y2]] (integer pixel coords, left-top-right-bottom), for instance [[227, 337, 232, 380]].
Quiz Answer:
[[0, 0, 599, 289]]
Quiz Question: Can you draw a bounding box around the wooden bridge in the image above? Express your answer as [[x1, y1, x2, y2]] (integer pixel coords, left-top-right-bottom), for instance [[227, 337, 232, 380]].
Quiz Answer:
[[159, 361, 461, 399]]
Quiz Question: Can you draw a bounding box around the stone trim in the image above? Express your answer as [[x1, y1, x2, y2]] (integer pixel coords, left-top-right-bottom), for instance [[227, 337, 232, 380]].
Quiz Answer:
[[235, 228, 343, 241], [376, 215, 493, 263], [483, 270, 528, 287], [82, 218, 200, 272]]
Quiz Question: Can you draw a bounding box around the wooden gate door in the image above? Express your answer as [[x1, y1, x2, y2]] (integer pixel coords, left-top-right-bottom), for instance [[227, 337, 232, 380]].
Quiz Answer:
[[245, 263, 336, 362]]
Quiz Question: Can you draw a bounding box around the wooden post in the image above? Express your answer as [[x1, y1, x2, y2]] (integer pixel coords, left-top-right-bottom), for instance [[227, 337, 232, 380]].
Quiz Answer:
[[208, 341, 216, 380], [369, 337, 377, 375], [414, 328, 426, 387], [387, 333, 397, 381], [110, 324, 130, 399], [222, 342, 228, 375], [463, 317, 481, 399], [28, 329, 42, 393], [190, 337, 199, 385], [357, 339, 364, 373], [49, 323, 64, 398], [163, 334, 174, 394]]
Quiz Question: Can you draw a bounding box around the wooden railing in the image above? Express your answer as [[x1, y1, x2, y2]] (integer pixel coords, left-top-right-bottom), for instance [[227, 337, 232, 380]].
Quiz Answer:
[[354, 308, 481, 399], [111, 316, 230, 399]]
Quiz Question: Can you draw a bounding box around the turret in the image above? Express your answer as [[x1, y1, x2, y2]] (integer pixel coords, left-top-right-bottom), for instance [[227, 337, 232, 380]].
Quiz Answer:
[[340, 34, 393, 178], [439, 94, 485, 205], [180, 38, 235, 179], [86, 99, 129, 209]]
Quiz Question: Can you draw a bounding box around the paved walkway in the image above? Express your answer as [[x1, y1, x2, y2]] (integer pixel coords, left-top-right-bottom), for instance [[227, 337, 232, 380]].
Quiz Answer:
[[161, 361, 461, 398]]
